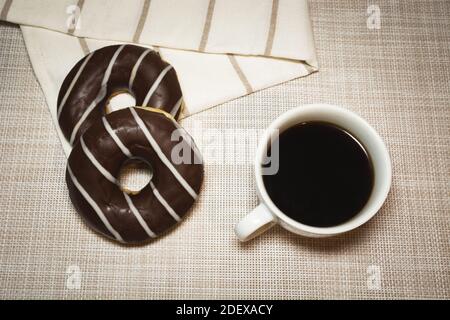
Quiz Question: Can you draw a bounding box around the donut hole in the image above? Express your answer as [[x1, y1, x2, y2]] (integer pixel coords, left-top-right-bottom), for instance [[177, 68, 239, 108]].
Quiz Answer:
[[105, 91, 136, 114], [118, 159, 153, 194]]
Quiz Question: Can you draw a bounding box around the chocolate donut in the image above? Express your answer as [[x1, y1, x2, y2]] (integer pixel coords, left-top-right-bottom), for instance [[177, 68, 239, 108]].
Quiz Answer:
[[66, 107, 203, 244], [57, 44, 183, 146]]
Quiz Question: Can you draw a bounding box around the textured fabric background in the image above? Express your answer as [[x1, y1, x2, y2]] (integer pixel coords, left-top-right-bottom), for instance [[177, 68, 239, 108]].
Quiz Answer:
[[0, 0, 449, 299]]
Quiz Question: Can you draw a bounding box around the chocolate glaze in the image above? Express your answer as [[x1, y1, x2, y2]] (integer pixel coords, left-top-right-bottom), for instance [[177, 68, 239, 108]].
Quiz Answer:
[[66, 107, 203, 244], [58, 45, 183, 146]]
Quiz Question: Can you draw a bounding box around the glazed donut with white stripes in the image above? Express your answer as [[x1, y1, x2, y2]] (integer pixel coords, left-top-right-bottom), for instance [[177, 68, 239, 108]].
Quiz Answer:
[[66, 107, 203, 244], [57, 44, 183, 146]]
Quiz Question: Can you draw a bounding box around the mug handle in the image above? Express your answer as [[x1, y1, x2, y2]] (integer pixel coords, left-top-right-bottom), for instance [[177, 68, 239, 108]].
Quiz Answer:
[[235, 203, 277, 242]]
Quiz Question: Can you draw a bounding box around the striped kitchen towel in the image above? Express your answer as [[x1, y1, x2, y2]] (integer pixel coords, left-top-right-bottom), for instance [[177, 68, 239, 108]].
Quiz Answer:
[[0, 0, 318, 156]]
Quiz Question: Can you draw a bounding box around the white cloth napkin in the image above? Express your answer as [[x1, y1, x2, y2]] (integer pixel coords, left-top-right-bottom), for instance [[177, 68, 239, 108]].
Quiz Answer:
[[1, 0, 318, 156]]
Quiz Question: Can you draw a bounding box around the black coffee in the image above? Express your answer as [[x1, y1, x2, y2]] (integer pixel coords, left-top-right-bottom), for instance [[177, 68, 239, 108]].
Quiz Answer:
[[263, 122, 374, 227]]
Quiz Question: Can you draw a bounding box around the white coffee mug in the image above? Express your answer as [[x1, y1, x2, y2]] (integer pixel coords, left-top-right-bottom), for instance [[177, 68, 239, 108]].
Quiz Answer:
[[235, 104, 392, 241]]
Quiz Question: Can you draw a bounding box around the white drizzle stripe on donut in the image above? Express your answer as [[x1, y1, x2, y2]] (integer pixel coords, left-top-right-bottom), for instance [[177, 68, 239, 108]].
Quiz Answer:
[[69, 45, 125, 145], [149, 181, 181, 222], [70, 86, 107, 145], [67, 164, 124, 242], [123, 192, 157, 238], [102, 117, 133, 158], [129, 107, 198, 199], [101, 45, 126, 86], [57, 52, 94, 120], [129, 48, 153, 90], [170, 97, 183, 116], [80, 136, 117, 184], [142, 65, 173, 106]]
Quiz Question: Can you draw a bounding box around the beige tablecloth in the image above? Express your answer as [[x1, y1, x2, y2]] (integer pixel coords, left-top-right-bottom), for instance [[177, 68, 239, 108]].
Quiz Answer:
[[0, 0, 449, 299]]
